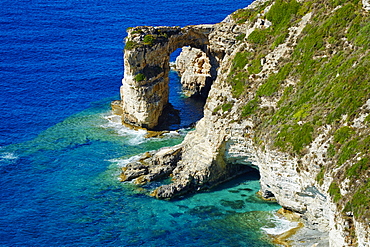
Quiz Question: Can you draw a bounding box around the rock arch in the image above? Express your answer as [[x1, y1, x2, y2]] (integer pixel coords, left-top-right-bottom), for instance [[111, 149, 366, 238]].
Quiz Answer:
[[115, 25, 215, 129]]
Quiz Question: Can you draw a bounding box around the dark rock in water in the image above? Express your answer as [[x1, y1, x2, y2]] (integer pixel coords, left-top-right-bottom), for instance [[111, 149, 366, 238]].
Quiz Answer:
[[188, 205, 224, 218], [239, 188, 253, 192], [177, 205, 189, 210], [170, 212, 183, 218], [220, 199, 245, 210], [228, 189, 240, 193], [120, 145, 183, 186]]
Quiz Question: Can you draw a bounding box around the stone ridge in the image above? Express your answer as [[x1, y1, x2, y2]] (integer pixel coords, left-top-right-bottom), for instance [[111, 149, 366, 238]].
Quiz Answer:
[[115, 0, 370, 245]]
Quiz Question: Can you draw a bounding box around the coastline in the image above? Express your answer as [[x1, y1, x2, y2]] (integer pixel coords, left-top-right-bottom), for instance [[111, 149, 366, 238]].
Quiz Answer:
[[263, 208, 329, 246]]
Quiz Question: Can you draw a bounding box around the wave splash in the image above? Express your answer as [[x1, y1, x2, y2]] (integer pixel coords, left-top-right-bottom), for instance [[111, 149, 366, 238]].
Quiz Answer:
[[261, 213, 299, 235]]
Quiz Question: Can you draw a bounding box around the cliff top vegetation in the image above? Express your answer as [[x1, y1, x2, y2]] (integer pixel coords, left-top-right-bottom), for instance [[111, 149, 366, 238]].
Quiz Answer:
[[227, 0, 369, 233]]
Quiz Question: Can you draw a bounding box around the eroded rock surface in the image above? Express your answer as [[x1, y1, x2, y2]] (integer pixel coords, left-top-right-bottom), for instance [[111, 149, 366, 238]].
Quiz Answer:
[[175, 47, 212, 98], [118, 25, 213, 129], [117, 0, 370, 245]]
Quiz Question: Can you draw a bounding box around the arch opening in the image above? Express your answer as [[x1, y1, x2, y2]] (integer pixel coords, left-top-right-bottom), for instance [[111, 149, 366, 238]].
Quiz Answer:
[[153, 47, 208, 131]]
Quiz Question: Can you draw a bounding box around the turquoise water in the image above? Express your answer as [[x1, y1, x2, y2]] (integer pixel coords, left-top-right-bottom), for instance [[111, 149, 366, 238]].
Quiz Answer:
[[0, 0, 283, 246], [0, 92, 281, 246]]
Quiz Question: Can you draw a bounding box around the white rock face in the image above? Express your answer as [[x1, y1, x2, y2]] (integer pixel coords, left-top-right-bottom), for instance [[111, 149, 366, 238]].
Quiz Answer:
[[117, 1, 370, 245], [175, 47, 212, 97], [363, 0, 370, 11]]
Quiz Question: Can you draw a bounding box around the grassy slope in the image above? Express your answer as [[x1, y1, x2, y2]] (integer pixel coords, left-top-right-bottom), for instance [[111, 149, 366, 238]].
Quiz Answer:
[[228, 0, 369, 231]]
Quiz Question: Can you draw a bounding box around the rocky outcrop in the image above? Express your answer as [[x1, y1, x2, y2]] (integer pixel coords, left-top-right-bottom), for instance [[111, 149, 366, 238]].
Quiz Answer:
[[117, 0, 370, 245], [120, 145, 183, 185], [117, 25, 214, 129], [175, 47, 213, 98]]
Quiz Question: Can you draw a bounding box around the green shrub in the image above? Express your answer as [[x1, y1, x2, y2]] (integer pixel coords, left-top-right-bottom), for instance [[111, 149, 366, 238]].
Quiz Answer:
[[247, 28, 270, 45], [232, 9, 258, 24], [334, 126, 354, 144], [125, 40, 137, 50], [275, 123, 314, 154], [131, 29, 143, 35], [345, 180, 370, 218], [316, 167, 325, 185], [257, 74, 280, 96], [235, 33, 246, 41], [327, 144, 336, 158], [231, 0, 270, 24], [346, 157, 369, 178], [248, 58, 262, 74], [222, 102, 234, 112], [266, 0, 300, 34], [143, 34, 155, 45], [231, 52, 251, 72], [134, 73, 146, 82], [328, 182, 341, 203], [257, 62, 292, 97], [365, 114, 370, 123], [354, 21, 370, 49], [337, 139, 358, 166], [271, 31, 288, 49], [293, 104, 311, 121], [241, 98, 259, 117], [230, 72, 248, 98]]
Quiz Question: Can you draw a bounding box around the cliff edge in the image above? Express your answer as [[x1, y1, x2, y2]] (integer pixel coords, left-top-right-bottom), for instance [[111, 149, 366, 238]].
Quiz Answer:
[[115, 0, 370, 245]]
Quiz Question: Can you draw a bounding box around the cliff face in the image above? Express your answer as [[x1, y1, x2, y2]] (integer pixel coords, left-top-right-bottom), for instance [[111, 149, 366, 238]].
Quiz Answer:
[[117, 0, 370, 245]]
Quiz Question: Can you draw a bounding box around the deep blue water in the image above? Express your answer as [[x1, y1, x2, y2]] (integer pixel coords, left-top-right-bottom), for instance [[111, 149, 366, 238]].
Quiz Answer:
[[0, 0, 283, 246]]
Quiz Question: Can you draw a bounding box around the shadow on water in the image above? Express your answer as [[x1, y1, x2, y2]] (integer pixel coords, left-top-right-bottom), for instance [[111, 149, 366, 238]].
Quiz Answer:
[[167, 166, 262, 202], [153, 48, 207, 131]]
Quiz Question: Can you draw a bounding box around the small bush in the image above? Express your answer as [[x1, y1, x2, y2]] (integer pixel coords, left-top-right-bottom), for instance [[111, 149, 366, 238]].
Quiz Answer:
[[271, 31, 288, 49], [241, 98, 259, 117], [230, 72, 248, 98], [337, 139, 358, 166], [328, 182, 341, 203], [247, 28, 270, 45], [222, 102, 234, 112], [232, 9, 257, 24], [257, 62, 292, 96], [345, 180, 370, 218], [346, 157, 369, 178], [248, 58, 262, 74], [235, 33, 246, 41], [125, 40, 137, 50], [275, 123, 314, 154], [316, 167, 325, 185], [266, 0, 300, 34], [334, 126, 354, 144], [327, 144, 336, 158], [257, 74, 280, 96], [143, 34, 155, 45], [231, 52, 251, 72], [293, 104, 311, 121], [134, 73, 146, 82]]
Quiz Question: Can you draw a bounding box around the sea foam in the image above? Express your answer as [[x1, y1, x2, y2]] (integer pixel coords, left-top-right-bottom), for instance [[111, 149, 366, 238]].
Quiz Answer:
[[100, 113, 147, 145], [261, 214, 299, 235]]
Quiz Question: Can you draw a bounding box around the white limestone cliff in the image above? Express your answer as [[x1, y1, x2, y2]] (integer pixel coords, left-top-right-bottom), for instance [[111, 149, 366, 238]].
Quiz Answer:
[[116, 0, 370, 245]]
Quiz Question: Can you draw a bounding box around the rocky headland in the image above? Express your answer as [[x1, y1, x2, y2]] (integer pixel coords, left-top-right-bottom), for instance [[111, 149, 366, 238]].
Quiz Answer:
[[113, 0, 370, 245]]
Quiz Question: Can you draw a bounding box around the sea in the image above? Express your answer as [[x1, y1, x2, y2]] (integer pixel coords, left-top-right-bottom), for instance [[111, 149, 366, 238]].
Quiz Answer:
[[0, 0, 291, 246]]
